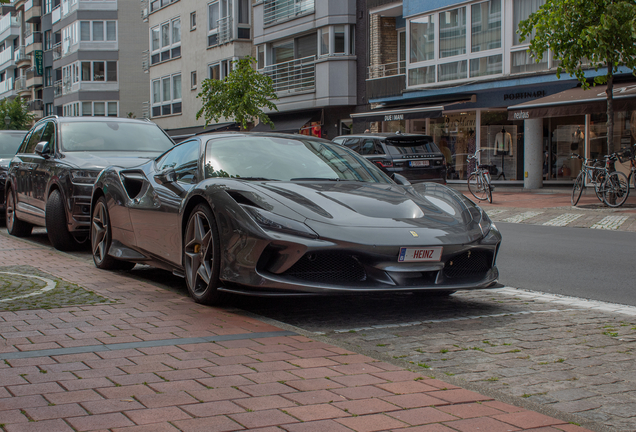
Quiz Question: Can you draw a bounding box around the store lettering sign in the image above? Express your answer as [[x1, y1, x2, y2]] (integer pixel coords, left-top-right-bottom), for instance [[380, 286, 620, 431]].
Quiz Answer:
[[384, 114, 404, 121], [504, 90, 546, 101], [512, 111, 530, 120]]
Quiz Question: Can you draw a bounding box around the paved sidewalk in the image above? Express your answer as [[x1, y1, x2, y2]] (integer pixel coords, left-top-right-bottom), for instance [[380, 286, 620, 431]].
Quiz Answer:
[[0, 233, 594, 431], [449, 185, 636, 231]]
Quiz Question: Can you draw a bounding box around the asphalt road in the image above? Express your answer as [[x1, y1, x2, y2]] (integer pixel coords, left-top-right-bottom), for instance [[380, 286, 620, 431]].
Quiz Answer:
[[496, 222, 636, 306]]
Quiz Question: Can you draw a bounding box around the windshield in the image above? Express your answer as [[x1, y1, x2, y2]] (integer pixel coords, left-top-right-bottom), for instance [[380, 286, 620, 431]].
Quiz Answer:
[[205, 136, 392, 183], [60, 121, 174, 153], [385, 141, 441, 156], [0, 132, 27, 158]]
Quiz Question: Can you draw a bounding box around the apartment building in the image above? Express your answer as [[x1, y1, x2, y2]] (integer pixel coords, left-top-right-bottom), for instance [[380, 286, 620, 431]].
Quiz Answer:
[[144, 0, 253, 139], [0, 5, 20, 106], [251, 0, 357, 138], [356, 0, 636, 188]]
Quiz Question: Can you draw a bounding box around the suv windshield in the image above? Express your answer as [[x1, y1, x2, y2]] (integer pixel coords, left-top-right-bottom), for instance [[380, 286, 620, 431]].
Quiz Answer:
[[60, 121, 174, 153], [0, 132, 27, 158], [205, 136, 392, 183], [385, 141, 441, 156]]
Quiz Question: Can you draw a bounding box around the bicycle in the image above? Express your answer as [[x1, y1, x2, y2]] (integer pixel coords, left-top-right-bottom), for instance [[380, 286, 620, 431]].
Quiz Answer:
[[570, 153, 604, 206], [621, 145, 636, 192], [467, 149, 493, 203], [597, 153, 630, 208]]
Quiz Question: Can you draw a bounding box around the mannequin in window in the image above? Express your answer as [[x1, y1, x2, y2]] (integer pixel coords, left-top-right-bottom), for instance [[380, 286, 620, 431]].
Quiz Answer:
[[494, 127, 512, 156]]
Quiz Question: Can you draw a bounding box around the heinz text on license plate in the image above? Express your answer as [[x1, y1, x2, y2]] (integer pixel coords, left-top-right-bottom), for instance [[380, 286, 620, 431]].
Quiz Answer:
[[398, 247, 443, 262]]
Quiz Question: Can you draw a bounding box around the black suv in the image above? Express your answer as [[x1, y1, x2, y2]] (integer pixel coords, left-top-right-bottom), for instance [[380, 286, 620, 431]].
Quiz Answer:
[[0, 130, 28, 217], [332, 133, 446, 184], [5, 116, 174, 251]]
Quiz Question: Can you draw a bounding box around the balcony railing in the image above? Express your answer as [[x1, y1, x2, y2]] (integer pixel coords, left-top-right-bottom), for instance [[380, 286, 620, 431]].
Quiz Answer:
[[52, 42, 62, 60], [367, 61, 406, 80], [0, 14, 19, 34], [54, 79, 62, 97], [25, 0, 42, 11], [26, 32, 42, 46], [26, 67, 42, 80], [0, 48, 13, 65], [142, 101, 150, 119], [61, 0, 78, 17], [15, 77, 27, 92], [140, 0, 148, 22], [28, 99, 43, 111], [260, 55, 316, 94], [52, 5, 61, 23], [263, 0, 314, 26], [218, 16, 232, 45], [0, 78, 14, 94], [142, 50, 149, 72], [14, 47, 29, 63]]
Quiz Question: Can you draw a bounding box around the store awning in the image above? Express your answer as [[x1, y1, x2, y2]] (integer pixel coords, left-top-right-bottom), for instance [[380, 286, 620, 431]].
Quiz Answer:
[[165, 122, 239, 142], [251, 110, 321, 133], [350, 105, 444, 123], [508, 82, 636, 120]]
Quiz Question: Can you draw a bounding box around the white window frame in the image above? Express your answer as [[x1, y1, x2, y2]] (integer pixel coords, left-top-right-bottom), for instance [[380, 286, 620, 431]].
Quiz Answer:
[[317, 25, 354, 57], [79, 60, 118, 82], [190, 11, 196, 30], [149, 0, 179, 14], [151, 73, 182, 117], [80, 20, 117, 42], [191, 70, 197, 89], [79, 101, 118, 117], [150, 17, 181, 65]]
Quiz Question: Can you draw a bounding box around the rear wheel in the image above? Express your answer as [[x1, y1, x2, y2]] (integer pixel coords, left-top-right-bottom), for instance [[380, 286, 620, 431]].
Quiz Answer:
[[91, 197, 136, 271], [486, 182, 492, 203], [571, 173, 584, 206], [45, 190, 82, 251], [5, 188, 32, 237], [594, 173, 605, 202], [468, 173, 488, 201], [603, 171, 629, 208], [183, 204, 225, 305]]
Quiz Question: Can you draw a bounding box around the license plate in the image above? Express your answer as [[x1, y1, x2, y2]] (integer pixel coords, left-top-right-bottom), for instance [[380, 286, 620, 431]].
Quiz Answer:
[[398, 247, 443, 262], [409, 160, 430, 167]]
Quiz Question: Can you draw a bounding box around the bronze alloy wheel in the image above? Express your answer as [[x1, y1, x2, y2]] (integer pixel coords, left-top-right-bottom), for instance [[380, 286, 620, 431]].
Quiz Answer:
[[184, 204, 222, 305], [91, 197, 135, 270], [5, 188, 32, 237]]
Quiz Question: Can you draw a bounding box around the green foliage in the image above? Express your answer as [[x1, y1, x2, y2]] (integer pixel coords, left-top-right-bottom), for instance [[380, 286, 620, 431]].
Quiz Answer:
[[196, 56, 278, 130], [0, 97, 35, 130]]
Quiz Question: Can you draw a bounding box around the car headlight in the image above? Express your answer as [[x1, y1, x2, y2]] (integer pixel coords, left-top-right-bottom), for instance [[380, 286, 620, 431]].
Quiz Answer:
[[480, 221, 500, 245], [70, 169, 100, 184], [244, 207, 319, 239], [478, 211, 492, 237]]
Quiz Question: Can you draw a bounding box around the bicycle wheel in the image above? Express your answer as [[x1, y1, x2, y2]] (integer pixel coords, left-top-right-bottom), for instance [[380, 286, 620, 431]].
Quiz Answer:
[[603, 171, 630, 208], [571, 173, 584, 206], [487, 182, 492, 203], [594, 173, 605, 202], [468, 173, 488, 201]]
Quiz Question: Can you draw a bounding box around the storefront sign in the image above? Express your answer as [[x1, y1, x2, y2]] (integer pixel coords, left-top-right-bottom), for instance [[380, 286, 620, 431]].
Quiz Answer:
[[504, 90, 546, 101], [384, 114, 404, 121], [511, 111, 530, 120]]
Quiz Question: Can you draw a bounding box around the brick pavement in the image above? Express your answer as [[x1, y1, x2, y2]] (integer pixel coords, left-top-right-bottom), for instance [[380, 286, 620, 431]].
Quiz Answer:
[[0, 231, 595, 432]]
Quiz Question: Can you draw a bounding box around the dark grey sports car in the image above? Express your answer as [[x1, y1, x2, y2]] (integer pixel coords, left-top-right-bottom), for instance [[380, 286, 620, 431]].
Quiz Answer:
[[91, 132, 501, 304]]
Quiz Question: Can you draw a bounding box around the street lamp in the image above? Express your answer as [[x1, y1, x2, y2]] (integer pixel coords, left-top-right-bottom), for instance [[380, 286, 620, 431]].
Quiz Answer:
[[4, 115, 10, 129]]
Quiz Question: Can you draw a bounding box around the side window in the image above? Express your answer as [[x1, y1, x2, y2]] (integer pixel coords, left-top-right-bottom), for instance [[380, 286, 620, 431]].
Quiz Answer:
[[40, 122, 57, 151], [23, 124, 46, 154], [332, 138, 344, 145], [360, 139, 375, 155], [157, 139, 200, 184], [374, 140, 385, 154], [342, 138, 360, 153], [18, 131, 33, 154]]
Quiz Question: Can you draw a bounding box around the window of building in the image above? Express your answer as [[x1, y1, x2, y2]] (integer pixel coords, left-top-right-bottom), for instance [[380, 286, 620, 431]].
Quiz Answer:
[[208, 0, 229, 47], [44, 0, 52, 14], [208, 59, 232, 80], [151, 73, 182, 117], [80, 101, 118, 117], [317, 25, 354, 58], [80, 21, 117, 42], [513, 0, 545, 46], [44, 30, 52, 50], [191, 71, 197, 89], [45, 103, 54, 116], [44, 67, 52, 87], [150, 0, 179, 14], [150, 18, 181, 65], [190, 11, 196, 30], [79, 61, 117, 82], [439, 7, 466, 58]]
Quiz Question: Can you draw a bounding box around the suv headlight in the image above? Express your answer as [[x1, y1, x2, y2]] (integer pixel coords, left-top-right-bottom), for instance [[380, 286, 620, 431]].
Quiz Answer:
[[70, 170, 100, 184], [244, 207, 319, 239]]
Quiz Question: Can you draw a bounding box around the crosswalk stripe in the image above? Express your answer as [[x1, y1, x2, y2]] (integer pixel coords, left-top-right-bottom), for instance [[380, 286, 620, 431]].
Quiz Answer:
[[543, 213, 584, 227], [590, 215, 629, 230], [485, 209, 507, 217], [503, 211, 543, 223]]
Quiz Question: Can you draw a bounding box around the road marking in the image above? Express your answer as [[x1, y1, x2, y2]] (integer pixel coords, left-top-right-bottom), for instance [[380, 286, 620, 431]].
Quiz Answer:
[[0, 272, 57, 303], [503, 211, 543, 223], [485, 209, 508, 217], [590, 215, 629, 230], [543, 213, 584, 227]]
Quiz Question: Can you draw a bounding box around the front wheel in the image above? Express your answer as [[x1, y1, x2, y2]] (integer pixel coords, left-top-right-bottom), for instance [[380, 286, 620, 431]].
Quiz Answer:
[[5, 188, 32, 237], [45, 189, 81, 251], [468, 173, 488, 201], [91, 197, 136, 271], [602, 171, 630, 208], [183, 204, 224, 305], [571, 173, 584, 206]]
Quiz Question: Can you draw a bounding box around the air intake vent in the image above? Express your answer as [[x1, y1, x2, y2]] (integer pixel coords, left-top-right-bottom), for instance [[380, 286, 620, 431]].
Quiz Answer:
[[283, 252, 366, 284], [443, 250, 492, 282]]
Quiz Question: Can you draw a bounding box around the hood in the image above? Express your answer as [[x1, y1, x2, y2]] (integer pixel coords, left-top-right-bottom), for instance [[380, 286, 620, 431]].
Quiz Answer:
[[63, 152, 159, 170], [247, 181, 482, 231], [0, 158, 10, 169]]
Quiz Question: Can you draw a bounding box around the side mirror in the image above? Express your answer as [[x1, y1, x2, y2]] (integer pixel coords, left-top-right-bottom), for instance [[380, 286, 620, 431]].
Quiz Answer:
[[391, 173, 411, 186], [154, 167, 185, 195], [34, 141, 51, 158]]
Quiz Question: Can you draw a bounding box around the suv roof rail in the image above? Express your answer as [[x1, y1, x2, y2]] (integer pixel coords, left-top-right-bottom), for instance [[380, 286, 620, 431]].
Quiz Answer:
[[40, 115, 58, 121]]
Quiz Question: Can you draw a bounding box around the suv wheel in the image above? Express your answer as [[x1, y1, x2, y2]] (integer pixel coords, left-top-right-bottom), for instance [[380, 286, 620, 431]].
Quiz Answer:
[[5, 188, 33, 237], [45, 189, 81, 251]]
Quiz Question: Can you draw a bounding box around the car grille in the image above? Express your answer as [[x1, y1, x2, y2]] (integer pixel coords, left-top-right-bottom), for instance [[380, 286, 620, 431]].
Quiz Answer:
[[443, 250, 493, 282], [283, 252, 366, 284]]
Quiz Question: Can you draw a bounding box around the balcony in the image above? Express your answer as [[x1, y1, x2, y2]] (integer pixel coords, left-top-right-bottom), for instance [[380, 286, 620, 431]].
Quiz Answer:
[[54, 79, 62, 97], [56, 78, 118, 97], [25, 32, 43, 54], [263, 0, 314, 26], [14, 47, 30, 66], [0, 15, 20, 42], [0, 48, 15, 69], [366, 61, 406, 99], [142, 50, 149, 72], [0, 78, 15, 97], [218, 16, 233, 45], [25, 0, 42, 23], [140, 0, 148, 22], [52, 43, 62, 60], [61, 0, 117, 20], [52, 5, 61, 23], [15, 77, 29, 95], [260, 55, 315, 94], [26, 67, 43, 88]]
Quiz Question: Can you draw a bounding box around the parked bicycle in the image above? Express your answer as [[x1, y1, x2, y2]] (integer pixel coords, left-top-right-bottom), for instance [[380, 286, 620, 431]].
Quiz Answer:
[[596, 153, 630, 207], [570, 153, 604, 206], [467, 149, 493, 203], [621, 145, 636, 192]]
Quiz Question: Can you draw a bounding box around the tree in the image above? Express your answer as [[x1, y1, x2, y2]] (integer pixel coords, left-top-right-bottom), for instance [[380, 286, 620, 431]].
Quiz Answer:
[[196, 56, 278, 130], [0, 97, 35, 130], [518, 0, 636, 155]]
